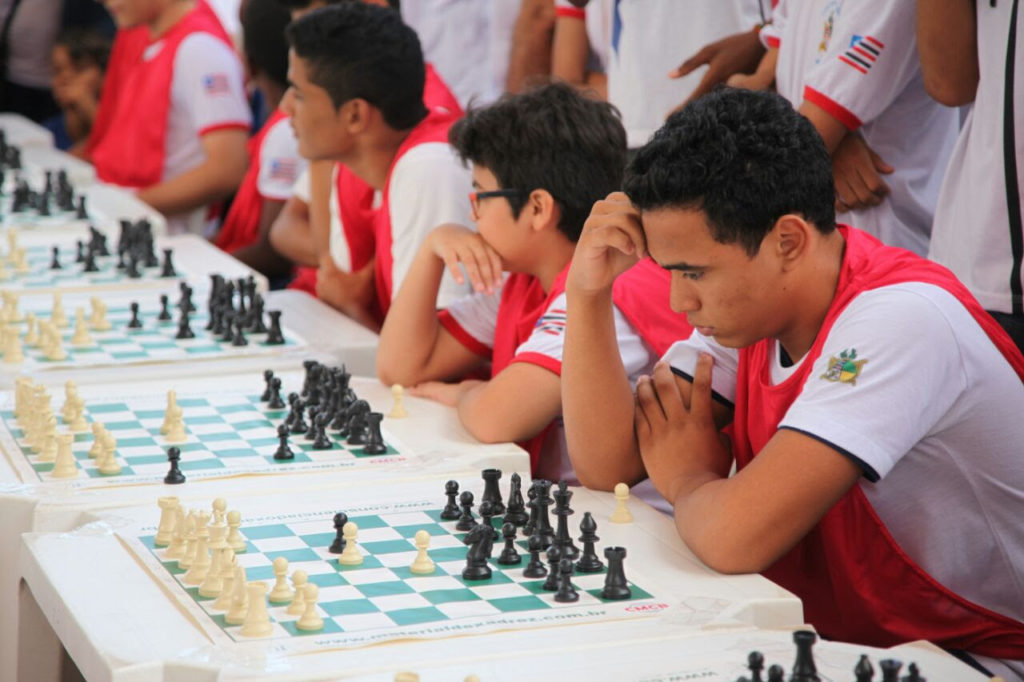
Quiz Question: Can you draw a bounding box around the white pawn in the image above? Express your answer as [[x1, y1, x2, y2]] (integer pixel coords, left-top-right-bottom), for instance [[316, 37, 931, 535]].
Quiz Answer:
[[37, 415, 58, 461], [22, 312, 37, 346], [41, 323, 67, 361], [211, 497, 227, 528], [97, 431, 121, 475], [89, 297, 111, 331], [409, 530, 435, 575], [226, 510, 246, 553], [609, 482, 634, 524], [70, 308, 93, 346], [88, 422, 106, 458], [51, 293, 68, 327], [50, 434, 78, 478], [239, 582, 273, 637], [286, 571, 308, 615], [2, 291, 22, 321], [388, 384, 408, 418], [295, 583, 323, 631], [2, 326, 22, 364], [224, 566, 249, 625], [60, 381, 78, 422], [268, 557, 294, 604], [68, 401, 89, 433], [337, 521, 363, 566]]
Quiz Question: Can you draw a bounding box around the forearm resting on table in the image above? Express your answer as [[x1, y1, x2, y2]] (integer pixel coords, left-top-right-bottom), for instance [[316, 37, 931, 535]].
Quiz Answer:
[[269, 197, 318, 267], [137, 129, 248, 216], [456, 364, 561, 444]]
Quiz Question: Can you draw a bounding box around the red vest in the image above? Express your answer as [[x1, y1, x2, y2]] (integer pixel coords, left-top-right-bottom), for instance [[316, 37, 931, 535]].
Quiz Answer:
[[87, 26, 148, 159], [90, 1, 233, 188], [214, 109, 289, 253], [733, 226, 1024, 656]]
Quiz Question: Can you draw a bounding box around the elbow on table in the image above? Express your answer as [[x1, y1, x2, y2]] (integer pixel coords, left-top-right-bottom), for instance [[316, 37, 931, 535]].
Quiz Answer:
[[685, 529, 774, 576]]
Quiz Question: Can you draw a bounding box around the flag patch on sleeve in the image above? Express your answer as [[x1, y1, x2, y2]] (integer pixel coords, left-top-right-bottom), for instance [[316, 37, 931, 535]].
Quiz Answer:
[[839, 35, 884, 74], [269, 158, 298, 183], [202, 73, 231, 95], [534, 309, 567, 337]]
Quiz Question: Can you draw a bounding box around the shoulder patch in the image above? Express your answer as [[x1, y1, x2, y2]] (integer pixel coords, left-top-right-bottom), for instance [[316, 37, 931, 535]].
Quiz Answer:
[[821, 348, 868, 385]]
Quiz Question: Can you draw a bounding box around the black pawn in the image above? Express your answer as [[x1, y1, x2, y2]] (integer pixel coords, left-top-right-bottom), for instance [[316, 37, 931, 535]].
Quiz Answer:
[[312, 413, 333, 450], [164, 446, 185, 484], [746, 651, 765, 682], [440, 480, 461, 520], [790, 630, 820, 682], [265, 310, 285, 345], [303, 406, 321, 440], [160, 248, 177, 277], [600, 546, 631, 600], [879, 660, 901, 682], [855, 655, 874, 682], [901, 663, 922, 682], [220, 311, 236, 343], [49, 245, 61, 269], [126, 255, 141, 279], [541, 545, 562, 591], [554, 558, 579, 603], [175, 310, 195, 339], [267, 377, 285, 409], [273, 423, 294, 460], [496, 522, 521, 565], [522, 534, 547, 578], [127, 302, 143, 328], [75, 240, 84, 263], [362, 412, 387, 454], [767, 665, 784, 682], [82, 246, 98, 273], [455, 490, 477, 531], [289, 397, 308, 434], [231, 319, 248, 346], [575, 512, 603, 573], [179, 282, 196, 312], [479, 499, 499, 540], [249, 294, 268, 333], [116, 249, 126, 270], [75, 195, 87, 219], [328, 512, 348, 553], [260, 370, 275, 402], [480, 468, 505, 515], [503, 472, 529, 526], [157, 294, 172, 321]]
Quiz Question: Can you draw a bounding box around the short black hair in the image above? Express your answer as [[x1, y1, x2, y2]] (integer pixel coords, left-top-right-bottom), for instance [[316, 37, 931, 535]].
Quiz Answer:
[[286, 3, 424, 129], [54, 27, 111, 71], [449, 82, 627, 242], [275, 0, 399, 9], [624, 88, 836, 257], [243, 0, 292, 87]]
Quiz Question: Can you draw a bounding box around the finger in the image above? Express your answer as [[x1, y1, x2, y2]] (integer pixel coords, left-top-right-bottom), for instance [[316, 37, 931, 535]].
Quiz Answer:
[[468, 241, 501, 293], [457, 246, 489, 292], [869, 148, 895, 175], [486, 245, 504, 290], [440, 251, 466, 286], [670, 47, 712, 78], [633, 392, 652, 442], [855, 168, 888, 205], [688, 353, 715, 422], [635, 373, 667, 422], [651, 361, 686, 421]]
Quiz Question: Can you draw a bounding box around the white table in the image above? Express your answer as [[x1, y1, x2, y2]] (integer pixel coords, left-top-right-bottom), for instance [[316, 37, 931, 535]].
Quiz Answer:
[[3, 181, 166, 237], [18, 145, 96, 188], [1, 375, 527, 682], [18, 479, 804, 682], [0, 113, 55, 148]]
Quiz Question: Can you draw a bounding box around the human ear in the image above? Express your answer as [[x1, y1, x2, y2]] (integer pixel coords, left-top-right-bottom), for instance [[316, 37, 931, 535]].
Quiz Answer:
[[771, 214, 810, 270]]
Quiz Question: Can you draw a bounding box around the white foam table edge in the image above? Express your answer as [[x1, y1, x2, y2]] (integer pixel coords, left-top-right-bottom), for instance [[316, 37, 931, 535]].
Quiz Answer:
[[0, 113, 55, 148]]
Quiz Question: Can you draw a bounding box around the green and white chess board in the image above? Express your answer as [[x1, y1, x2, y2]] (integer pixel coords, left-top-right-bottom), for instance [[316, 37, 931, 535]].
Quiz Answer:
[[0, 243, 187, 292]]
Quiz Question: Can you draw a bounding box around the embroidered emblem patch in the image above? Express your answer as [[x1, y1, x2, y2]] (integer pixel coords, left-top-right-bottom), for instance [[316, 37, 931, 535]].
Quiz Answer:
[[821, 348, 868, 385], [839, 35, 885, 74]]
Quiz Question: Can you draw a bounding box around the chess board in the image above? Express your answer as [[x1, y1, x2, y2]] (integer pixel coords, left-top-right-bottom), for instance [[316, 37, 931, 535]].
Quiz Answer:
[[0, 243, 186, 293], [1, 297, 303, 373], [0, 204, 87, 231], [125, 498, 660, 655], [0, 378, 404, 487]]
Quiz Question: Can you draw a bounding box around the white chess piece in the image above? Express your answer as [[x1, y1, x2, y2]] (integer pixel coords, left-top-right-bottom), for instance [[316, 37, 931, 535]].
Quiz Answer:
[[2, 325, 22, 364], [268, 557, 294, 603], [609, 482, 634, 524], [68, 399, 89, 432], [50, 434, 78, 478], [184, 523, 211, 585], [12, 248, 29, 273], [198, 539, 226, 598], [41, 322, 67, 360], [409, 530, 435, 574], [0, 260, 8, 281], [226, 510, 246, 553], [337, 522, 363, 566], [88, 422, 106, 458], [154, 496, 180, 547], [295, 583, 323, 631], [224, 566, 249, 625], [164, 415, 187, 443], [286, 570, 308, 615], [70, 308, 93, 346], [89, 297, 111, 331], [51, 293, 68, 327], [22, 312, 37, 346], [166, 506, 188, 559], [37, 416, 58, 461], [97, 442, 122, 475], [388, 384, 408, 418], [160, 390, 178, 434], [239, 582, 273, 637], [212, 560, 236, 611]]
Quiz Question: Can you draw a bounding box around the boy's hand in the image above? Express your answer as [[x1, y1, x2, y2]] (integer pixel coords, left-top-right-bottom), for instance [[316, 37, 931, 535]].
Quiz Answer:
[[634, 356, 730, 503], [429, 223, 504, 294], [408, 379, 485, 407], [316, 254, 379, 330], [669, 28, 766, 109], [832, 133, 893, 211], [569, 192, 646, 297]]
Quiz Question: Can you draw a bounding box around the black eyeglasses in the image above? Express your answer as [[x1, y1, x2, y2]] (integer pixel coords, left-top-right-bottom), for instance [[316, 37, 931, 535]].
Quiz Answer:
[[468, 189, 523, 218]]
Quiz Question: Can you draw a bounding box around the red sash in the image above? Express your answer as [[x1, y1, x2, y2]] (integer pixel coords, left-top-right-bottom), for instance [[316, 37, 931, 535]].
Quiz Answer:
[[733, 225, 1024, 655], [90, 1, 233, 188], [214, 109, 289, 253], [86, 26, 148, 158]]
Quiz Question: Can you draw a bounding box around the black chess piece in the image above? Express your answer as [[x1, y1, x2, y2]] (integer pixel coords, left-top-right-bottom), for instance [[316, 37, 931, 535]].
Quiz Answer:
[[455, 490, 477, 531], [220, 311, 236, 343], [75, 195, 87, 219], [273, 423, 294, 460], [265, 310, 285, 344], [554, 558, 579, 603], [503, 472, 529, 526], [878, 660, 901, 682], [260, 370, 275, 402], [790, 630, 820, 682], [37, 191, 50, 216], [164, 446, 185, 484], [179, 282, 196, 312], [312, 413, 333, 450], [175, 310, 195, 339], [900, 663, 923, 682], [248, 294, 268, 333], [524, 481, 539, 537], [766, 665, 784, 682], [75, 240, 84, 263], [461, 523, 495, 580], [231, 319, 248, 346], [575, 512, 603, 573], [361, 412, 387, 454], [288, 396, 308, 434], [854, 655, 874, 682], [478, 500, 499, 540], [267, 377, 286, 409], [126, 255, 141, 279], [480, 468, 505, 515], [82, 245, 98, 273], [157, 294, 172, 321], [345, 401, 370, 445], [522, 534, 547, 578], [115, 248, 126, 270], [541, 545, 562, 591], [127, 301, 143, 329], [49, 245, 61, 269], [160, 248, 177, 277], [301, 359, 318, 396], [496, 522, 521, 565], [440, 480, 461, 520], [746, 651, 765, 682], [328, 512, 349, 553], [530, 480, 556, 549], [600, 546, 631, 600], [304, 406, 321, 440], [552, 480, 579, 560]]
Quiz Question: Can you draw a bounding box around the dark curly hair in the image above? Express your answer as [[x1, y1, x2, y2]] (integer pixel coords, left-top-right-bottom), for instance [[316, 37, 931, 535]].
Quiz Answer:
[[624, 88, 836, 257], [286, 3, 425, 130], [449, 82, 627, 243]]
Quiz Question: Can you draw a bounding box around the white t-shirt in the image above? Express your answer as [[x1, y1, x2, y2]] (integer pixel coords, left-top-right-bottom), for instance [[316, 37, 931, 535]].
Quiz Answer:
[[256, 116, 305, 202], [773, 0, 959, 256], [929, 2, 1024, 315], [443, 283, 659, 497], [663, 282, 1024, 653], [606, 0, 762, 148], [151, 32, 250, 234], [291, 164, 362, 273], [387, 141, 473, 308]]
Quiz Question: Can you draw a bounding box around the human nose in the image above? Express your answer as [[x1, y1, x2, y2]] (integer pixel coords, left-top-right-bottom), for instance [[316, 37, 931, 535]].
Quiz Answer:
[[670, 277, 700, 314]]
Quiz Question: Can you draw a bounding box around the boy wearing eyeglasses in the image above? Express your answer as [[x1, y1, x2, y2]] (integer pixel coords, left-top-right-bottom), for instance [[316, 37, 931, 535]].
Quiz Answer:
[[377, 82, 689, 485]]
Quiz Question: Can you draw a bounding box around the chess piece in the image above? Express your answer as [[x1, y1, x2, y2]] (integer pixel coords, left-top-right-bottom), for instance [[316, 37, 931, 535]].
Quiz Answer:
[[226, 510, 246, 553], [88, 422, 106, 458], [609, 482, 634, 523], [175, 309, 195, 339], [481, 468, 505, 515], [2, 327, 22, 364], [337, 522, 362, 565], [272, 423, 294, 460], [461, 522, 495, 580], [744, 651, 765, 682], [71, 307, 93, 346], [312, 412, 333, 450], [75, 195, 87, 220], [37, 418, 59, 460], [554, 558, 579, 603], [388, 384, 407, 418], [264, 310, 285, 344], [267, 377, 285, 409], [160, 248, 177, 277], [455, 490, 477, 531], [224, 567, 249, 625], [160, 390, 178, 434], [155, 496, 180, 547], [328, 512, 348, 553], [600, 546, 631, 600], [231, 319, 248, 346], [260, 369, 274, 402], [184, 522, 211, 584], [268, 557, 295, 603], [22, 313, 37, 346], [97, 435, 122, 475], [529, 480, 556, 549], [157, 294, 172, 321], [552, 480, 579, 560], [541, 545, 562, 591], [50, 434, 79, 478], [503, 472, 529, 526], [901, 663, 924, 682], [409, 530, 435, 574], [82, 246, 98, 272], [496, 522, 521, 565], [75, 240, 84, 263], [790, 630, 820, 682], [89, 297, 111, 330], [878, 660, 901, 682], [522, 534, 547, 578], [295, 583, 324, 631], [767, 665, 784, 682], [127, 301, 143, 329], [239, 582, 273, 637], [49, 245, 61, 270], [440, 480, 461, 520], [854, 655, 874, 682], [286, 570, 308, 615], [575, 512, 604, 573], [198, 531, 227, 597], [361, 412, 387, 454], [164, 446, 185, 484]]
